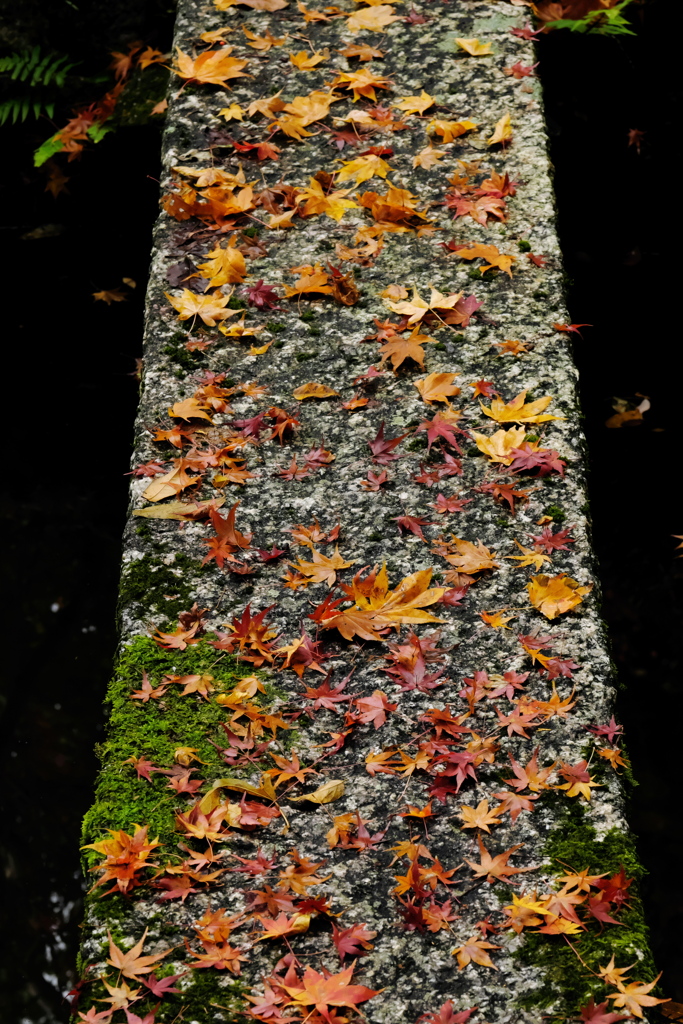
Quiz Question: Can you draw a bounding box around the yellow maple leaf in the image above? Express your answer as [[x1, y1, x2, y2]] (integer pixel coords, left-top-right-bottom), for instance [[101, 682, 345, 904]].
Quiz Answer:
[[346, 4, 402, 31], [168, 397, 213, 421], [219, 103, 244, 122], [174, 48, 250, 87], [297, 0, 329, 20], [289, 546, 355, 586], [329, 67, 393, 102], [472, 426, 527, 464], [506, 540, 552, 571], [293, 382, 340, 400], [609, 976, 669, 1018], [336, 153, 392, 184], [456, 37, 493, 56], [283, 264, 334, 298], [143, 464, 202, 502], [378, 326, 438, 370], [339, 42, 384, 60], [295, 178, 358, 221], [195, 240, 247, 286], [164, 288, 235, 326], [480, 609, 516, 629], [290, 49, 329, 69], [427, 118, 477, 143], [455, 242, 516, 277], [387, 286, 462, 325], [216, 0, 287, 8], [433, 536, 498, 575], [242, 27, 287, 50], [218, 315, 264, 339], [394, 90, 435, 116], [381, 284, 408, 301], [452, 936, 500, 970], [413, 372, 460, 405], [248, 92, 287, 118], [412, 145, 446, 170], [488, 113, 513, 146], [481, 390, 560, 424], [527, 574, 593, 620], [267, 210, 298, 230], [321, 564, 445, 641], [458, 799, 504, 833], [283, 89, 340, 124]]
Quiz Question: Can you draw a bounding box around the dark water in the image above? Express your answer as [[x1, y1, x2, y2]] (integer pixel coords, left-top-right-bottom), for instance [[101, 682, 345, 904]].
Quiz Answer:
[[0, 1, 681, 1020], [538, 0, 683, 1000], [0, 3, 174, 1020]]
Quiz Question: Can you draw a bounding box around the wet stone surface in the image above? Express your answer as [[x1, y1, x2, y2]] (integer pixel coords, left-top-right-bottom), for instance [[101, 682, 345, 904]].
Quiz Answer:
[[78, 2, 656, 1023]]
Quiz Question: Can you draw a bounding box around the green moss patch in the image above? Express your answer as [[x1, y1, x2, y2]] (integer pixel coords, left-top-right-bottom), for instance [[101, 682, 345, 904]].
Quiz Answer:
[[82, 636, 247, 862], [515, 800, 656, 1014], [118, 553, 200, 626]]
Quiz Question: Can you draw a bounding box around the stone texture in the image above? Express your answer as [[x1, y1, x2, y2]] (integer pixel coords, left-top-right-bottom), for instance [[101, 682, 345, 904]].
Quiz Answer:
[[77, 2, 656, 1023]]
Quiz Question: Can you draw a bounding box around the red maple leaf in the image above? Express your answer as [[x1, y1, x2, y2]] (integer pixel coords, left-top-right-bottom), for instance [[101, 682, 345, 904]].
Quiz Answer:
[[331, 922, 377, 960], [552, 322, 592, 338], [418, 1003, 477, 1024], [244, 280, 281, 308], [283, 964, 379, 1023], [415, 414, 466, 452], [509, 443, 566, 477], [368, 422, 408, 464], [394, 514, 436, 541], [576, 998, 629, 1023], [530, 525, 575, 552]]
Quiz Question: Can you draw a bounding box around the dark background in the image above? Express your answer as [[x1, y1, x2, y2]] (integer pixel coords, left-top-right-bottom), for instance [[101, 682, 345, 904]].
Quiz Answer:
[[0, 0, 681, 1019]]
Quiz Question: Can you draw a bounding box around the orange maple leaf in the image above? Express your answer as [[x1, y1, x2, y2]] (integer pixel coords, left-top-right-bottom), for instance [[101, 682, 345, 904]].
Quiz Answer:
[[106, 927, 171, 979], [284, 964, 380, 1022]]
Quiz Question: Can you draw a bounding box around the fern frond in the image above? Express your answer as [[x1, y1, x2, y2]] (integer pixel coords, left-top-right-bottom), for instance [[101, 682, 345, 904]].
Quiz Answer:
[[0, 47, 78, 89]]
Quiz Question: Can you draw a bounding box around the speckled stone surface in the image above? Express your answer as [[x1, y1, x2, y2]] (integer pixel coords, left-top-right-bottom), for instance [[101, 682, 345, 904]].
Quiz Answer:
[[77, 2, 655, 1022]]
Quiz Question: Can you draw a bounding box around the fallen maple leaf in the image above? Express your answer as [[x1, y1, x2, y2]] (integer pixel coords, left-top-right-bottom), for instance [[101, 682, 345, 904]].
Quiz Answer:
[[288, 546, 355, 586], [106, 928, 170, 980], [465, 836, 533, 884], [368, 422, 408, 463], [336, 152, 392, 184], [296, 179, 358, 221], [284, 964, 379, 1022], [577, 998, 629, 1023], [378, 326, 438, 370], [488, 113, 513, 146], [293, 382, 340, 400], [174, 48, 249, 87], [432, 535, 498, 575], [165, 288, 235, 326], [318, 564, 445, 641], [481, 390, 560, 424], [346, 4, 402, 31], [527, 574, 592, 619], [456, 37, 493, 56], [394, 90, 435, 116], [455, 242, 516, 277], [414, 372, 460, 405], [332, 922, 377, 960], [609, 975, 669, 1019], [458, 799, 504, 833], [290, 48, 329, 70], [452, 935, 501, 970], [472, 426, 527, 464], [553, 322, 592, 337], [413, 145, 447, 170]]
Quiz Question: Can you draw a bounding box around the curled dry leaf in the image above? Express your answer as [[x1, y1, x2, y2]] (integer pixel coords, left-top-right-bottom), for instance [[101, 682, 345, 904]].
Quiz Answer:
[[289, 779, 346, 804]]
